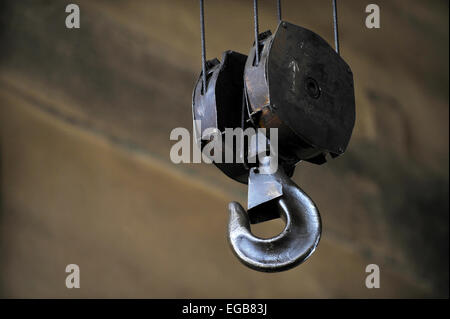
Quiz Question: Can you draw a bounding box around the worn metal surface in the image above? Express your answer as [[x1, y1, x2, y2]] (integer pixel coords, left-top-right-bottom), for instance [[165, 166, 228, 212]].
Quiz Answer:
[[269, 21, 355, 155], [244, 21, 356, 166], [244, 29, 304, 170], [228, 157, 321, 272], [192, 50, 249, 183], [247, 157, 283, 224]]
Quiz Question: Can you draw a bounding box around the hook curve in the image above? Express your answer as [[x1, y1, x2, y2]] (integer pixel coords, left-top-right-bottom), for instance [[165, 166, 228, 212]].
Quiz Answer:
[[227, 159, 321, 272]]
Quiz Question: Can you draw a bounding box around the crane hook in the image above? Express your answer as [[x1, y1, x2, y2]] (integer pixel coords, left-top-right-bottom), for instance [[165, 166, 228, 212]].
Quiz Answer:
[[227, 156, 321, 272]]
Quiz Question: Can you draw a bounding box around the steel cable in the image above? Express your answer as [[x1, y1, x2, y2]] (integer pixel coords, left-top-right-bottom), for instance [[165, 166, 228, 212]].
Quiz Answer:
[[200, 0, 207, 94], [332, 0, 340, 54]]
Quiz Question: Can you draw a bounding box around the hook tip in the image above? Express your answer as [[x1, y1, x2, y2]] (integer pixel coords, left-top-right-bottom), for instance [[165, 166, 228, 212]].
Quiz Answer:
[[228, 201, 251, 232]]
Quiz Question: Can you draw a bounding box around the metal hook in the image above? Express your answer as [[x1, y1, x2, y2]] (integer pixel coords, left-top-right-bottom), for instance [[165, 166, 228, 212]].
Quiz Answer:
[[227, 157, 321, 272]]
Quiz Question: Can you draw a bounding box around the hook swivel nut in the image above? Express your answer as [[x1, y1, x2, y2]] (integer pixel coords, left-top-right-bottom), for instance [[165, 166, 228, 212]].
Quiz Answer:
[[227, 157, 321, 272]]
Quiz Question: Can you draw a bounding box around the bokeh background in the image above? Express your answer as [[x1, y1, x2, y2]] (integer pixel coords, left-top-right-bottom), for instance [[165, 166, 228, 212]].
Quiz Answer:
[[0, 0, 448, 298]]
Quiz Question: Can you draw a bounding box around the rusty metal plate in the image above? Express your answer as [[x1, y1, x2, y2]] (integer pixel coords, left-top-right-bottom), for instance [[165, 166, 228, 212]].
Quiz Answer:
[[192, 50, 249, 184], [267, 21, 355, 155], [192, 51, 247, 142]]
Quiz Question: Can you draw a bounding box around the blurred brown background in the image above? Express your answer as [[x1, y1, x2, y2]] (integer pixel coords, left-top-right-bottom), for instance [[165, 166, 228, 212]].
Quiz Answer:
[[0, 0, 448, 298]]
